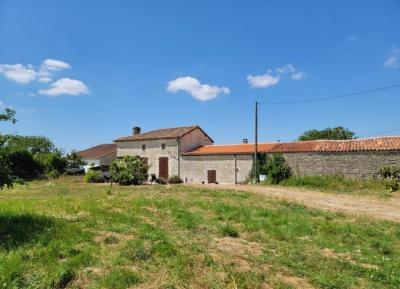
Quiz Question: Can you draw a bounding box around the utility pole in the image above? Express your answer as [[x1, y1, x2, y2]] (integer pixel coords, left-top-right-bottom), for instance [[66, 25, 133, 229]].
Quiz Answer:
[[254, 101, 259, 183]]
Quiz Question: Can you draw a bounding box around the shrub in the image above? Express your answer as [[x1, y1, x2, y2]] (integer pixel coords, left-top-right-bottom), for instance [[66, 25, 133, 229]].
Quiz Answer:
[[378, 166, 400, 192], [8, 149, 44, 180], [84, 170, 103, 183], [46, 170, 60, 179], [155, 178, 167, 185], [168, 175, 183, 184], [110, 156, 148, 185], [260, 153, 291, 184]]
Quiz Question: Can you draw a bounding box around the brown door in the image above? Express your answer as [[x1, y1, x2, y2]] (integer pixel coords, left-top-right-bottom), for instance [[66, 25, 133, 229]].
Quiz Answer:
[[207, 170, 216, 183], [159, 157, 169, 179]]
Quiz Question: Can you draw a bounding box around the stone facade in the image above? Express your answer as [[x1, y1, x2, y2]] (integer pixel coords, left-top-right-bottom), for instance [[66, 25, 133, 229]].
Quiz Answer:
[[181, 154, 253, 184], [281, 150, 400, 179], [116, 127, 212, 179]]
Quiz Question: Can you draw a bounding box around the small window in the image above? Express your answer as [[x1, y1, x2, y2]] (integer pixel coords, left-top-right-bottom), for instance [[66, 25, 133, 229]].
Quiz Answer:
[[161, 143, 166, 150], [142, 144, 146, 151]]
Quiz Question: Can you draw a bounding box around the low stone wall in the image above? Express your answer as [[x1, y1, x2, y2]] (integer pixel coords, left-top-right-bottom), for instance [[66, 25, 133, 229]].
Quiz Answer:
[[281, 150, 400, 179]]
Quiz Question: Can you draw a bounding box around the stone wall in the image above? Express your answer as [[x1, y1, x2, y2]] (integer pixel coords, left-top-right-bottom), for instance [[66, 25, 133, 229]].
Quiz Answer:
[[117, 139, 179, 178], [181, 154, 253, 184], [180, 127, 213, 153], [281, 150, 400, 179]]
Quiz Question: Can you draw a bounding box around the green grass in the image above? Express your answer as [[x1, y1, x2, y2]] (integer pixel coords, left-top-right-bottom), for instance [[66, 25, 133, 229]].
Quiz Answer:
[[0, 177, 399, 288], [277, 175, 388, 195]]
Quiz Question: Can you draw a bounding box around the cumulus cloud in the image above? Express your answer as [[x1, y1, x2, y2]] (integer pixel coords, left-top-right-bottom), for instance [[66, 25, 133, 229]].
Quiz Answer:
[[247, 73, 280, 88], [0, 59, 71, 84], [248, 64, 306, 88], [384, 47, 400, 68], [167, 76, 230, 101], [39, 78, 89, 96], [0, 64, 37, 84], [41, 59, 70, 71]]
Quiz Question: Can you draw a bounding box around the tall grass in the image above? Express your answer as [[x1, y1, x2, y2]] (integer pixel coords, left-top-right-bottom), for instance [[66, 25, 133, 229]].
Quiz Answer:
[[278, 175, 387, 195]]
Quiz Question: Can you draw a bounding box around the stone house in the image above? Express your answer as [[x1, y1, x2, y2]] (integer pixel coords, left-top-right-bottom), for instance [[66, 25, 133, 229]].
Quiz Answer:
[[114, 126, 213, 179], [112, 125, 400, 183]]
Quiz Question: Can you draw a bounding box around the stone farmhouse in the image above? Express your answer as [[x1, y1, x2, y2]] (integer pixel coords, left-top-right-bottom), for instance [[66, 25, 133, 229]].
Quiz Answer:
[[80, 125, 400, 184]]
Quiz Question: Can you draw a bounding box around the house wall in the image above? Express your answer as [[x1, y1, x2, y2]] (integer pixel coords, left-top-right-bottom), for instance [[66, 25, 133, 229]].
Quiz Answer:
[[180, 128, 213, 153], [181, 154, 253, 184], [281, 150, 400, 179], [117, 139, 179, 178]]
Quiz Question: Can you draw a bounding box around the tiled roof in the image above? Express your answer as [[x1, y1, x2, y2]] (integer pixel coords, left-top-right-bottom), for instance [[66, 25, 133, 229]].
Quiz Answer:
[[78, 144, 116, 160], [270, 137, 400, 153], [182, 143, 278, 155], [114, 125, 213, 142], [183, 136, 400, 155]]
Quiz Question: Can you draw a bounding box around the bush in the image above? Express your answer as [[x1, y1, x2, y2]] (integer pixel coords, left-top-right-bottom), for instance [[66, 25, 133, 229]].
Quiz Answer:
[[110, 156, 148, 185], [46, 170, 60, 179], [378, 166, 400, 192], [260, 153, 291, 184], [168, 175, 183, 184], [8, 150, 44, 180], [155, 178, 167, 185], [84, 170, 103, 183]]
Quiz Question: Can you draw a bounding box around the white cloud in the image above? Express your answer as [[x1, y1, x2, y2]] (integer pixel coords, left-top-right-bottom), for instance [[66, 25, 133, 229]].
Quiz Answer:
[[39, 78, 89, 96], [0, 64, 37, 84], [41, 59, 70, 71], [167, 76, 230, 101], [247, 73, 280, 88], [291, 71, 306, 80], [384, 47, 400, 68], [248, 64, 306, 88], [0, 59, 71, 85]]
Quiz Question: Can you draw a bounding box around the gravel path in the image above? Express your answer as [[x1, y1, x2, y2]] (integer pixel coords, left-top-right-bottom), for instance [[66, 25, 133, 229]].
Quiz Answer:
[[190, 184, 400, 223]]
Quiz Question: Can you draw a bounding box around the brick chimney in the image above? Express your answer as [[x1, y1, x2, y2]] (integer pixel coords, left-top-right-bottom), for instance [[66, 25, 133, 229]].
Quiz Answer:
[[242, 138, 248, 144], [133, 126, 141, 135]]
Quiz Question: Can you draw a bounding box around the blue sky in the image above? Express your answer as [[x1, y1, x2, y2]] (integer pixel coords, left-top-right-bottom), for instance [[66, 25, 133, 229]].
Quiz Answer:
[[0, 0, 399, 151]]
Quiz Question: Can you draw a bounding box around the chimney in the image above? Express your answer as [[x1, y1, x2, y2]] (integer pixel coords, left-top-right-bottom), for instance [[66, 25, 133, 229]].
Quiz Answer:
[[242, 138, 248, 144], [133, 126, 141, 135]]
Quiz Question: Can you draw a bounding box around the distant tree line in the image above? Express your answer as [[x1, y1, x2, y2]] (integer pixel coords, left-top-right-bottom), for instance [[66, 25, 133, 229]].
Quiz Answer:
[[0, 109, 84, 189], [298, 126, 355, 141]]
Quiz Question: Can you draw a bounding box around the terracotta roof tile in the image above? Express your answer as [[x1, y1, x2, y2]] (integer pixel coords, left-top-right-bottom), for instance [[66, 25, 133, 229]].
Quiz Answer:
[[183, 136, 400, 155], [78, 144, 116, 160], [182, 143, 278, 155], [114, 125, 213, 142]]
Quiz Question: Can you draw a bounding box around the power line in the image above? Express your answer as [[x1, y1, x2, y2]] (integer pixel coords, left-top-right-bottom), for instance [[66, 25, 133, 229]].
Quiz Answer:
[[357, 128, 400, 138], [258, 83, 400, 105]]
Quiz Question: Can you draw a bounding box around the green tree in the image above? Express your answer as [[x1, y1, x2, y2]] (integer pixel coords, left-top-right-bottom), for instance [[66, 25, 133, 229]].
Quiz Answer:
[[0, 108, 16, 188], [65, 150, 85, 170], [298, 126, 355, 141], [259, 153, 292, 184], [110, 156, 148, 185]]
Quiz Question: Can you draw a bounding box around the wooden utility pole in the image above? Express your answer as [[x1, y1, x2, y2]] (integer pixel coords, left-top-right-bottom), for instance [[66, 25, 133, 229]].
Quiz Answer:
[[254, 101, 259, 182]]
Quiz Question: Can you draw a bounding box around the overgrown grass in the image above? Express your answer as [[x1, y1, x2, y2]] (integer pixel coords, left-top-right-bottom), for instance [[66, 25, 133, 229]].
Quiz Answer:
[[278, 175, 388, 195], [0, 177, 399, 288]]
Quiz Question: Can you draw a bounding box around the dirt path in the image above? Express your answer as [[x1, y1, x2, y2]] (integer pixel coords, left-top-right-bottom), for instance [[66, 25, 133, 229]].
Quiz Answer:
[[189, 184, 400, 223]]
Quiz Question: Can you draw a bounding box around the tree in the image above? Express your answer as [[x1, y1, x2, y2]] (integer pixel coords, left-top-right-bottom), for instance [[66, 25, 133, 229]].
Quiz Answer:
[[65, 150, 85, 170], [0, 108, 16, 124], [110, 156, 148, 185], [298, 126, 355, 141], [0, 108, 16, 188], [2, 135, 55, 155], [259, 154, 292, 184]]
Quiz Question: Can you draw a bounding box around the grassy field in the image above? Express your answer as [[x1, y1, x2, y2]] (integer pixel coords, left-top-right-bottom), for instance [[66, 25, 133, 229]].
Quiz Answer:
[[277, 175, 388, 196], [0, 177, 399, 289]]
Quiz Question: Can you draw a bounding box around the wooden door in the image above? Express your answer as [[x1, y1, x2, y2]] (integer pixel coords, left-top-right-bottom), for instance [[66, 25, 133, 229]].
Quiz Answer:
[[159, 157, 169, 179], [207, 170, 216, 183]]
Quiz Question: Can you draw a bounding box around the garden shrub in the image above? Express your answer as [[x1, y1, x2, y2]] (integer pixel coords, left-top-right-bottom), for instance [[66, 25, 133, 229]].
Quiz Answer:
[[378, 166, 400, 192], [110, 156, 148, 185], [260, 153, 292, 184], [168, 175, 183, 184], [84, 170, 103, 183], [155, 178, 167, 185]]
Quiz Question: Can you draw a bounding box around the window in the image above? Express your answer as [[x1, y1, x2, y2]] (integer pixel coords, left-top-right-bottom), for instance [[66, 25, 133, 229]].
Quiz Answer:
[[142, 144, 146, 151], [161, 143, 166, 150]]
